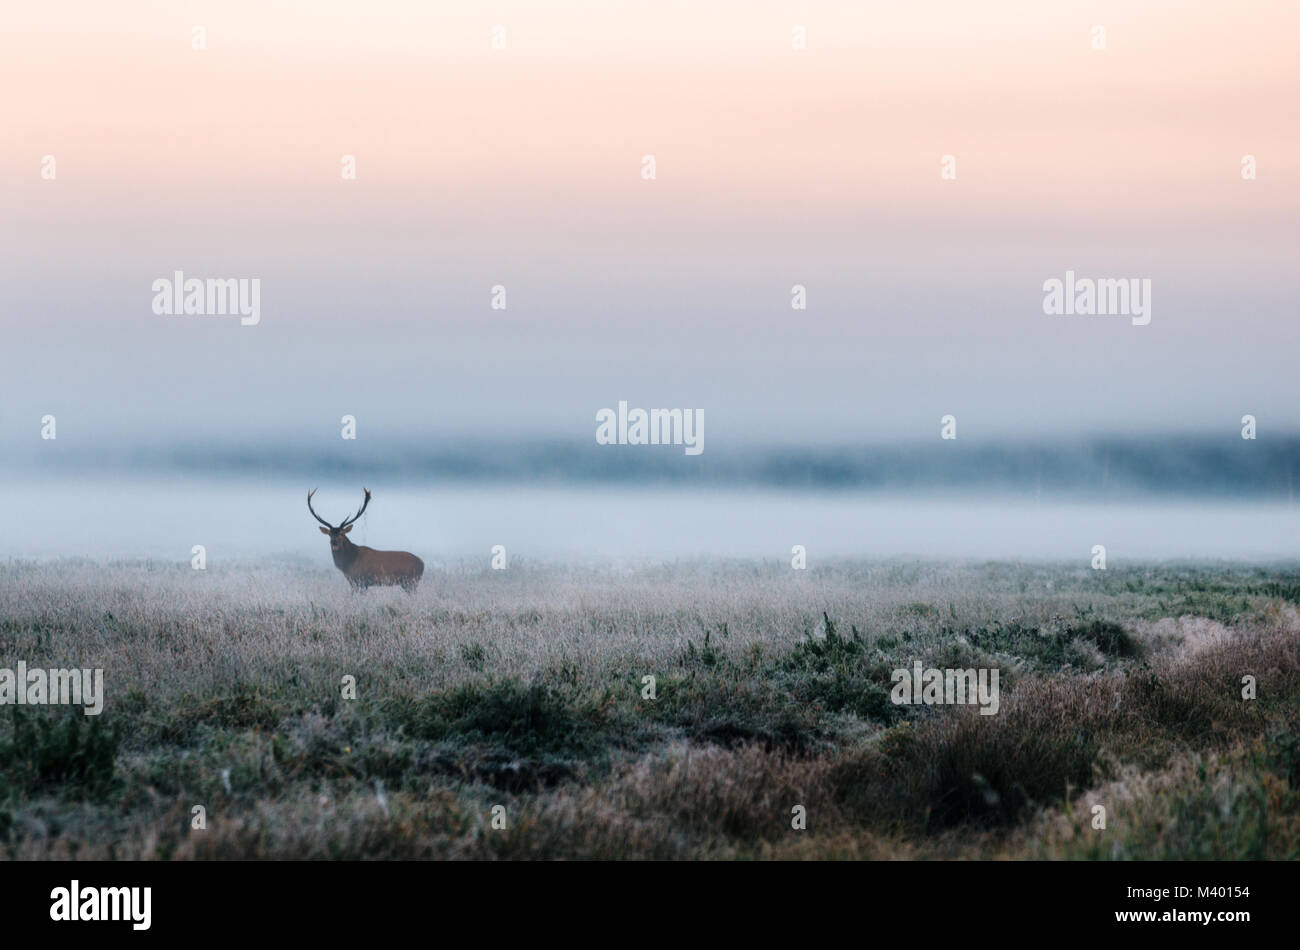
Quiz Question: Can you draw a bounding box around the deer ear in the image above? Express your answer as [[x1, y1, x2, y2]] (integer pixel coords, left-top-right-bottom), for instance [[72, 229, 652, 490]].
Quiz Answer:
[[319, 526, 331, 535], [340, 525, 353, 535]]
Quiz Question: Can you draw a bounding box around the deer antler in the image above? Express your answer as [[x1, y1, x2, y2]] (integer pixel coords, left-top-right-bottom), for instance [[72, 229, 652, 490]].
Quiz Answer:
[[337, 488, 372, 529], [306, 489, 335, 529]]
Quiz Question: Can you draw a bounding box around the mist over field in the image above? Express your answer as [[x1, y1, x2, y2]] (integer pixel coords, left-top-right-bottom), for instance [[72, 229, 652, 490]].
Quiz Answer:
[[13, 433, 1300, 495], [3, 433, 1300, 563]]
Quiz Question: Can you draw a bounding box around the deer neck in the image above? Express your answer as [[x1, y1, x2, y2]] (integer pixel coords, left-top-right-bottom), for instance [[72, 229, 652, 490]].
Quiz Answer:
[[332, 537, 360, 570]]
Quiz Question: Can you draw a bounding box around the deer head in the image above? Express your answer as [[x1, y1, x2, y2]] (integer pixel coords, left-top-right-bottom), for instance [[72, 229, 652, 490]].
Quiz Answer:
[[307, 488, 371, 553]]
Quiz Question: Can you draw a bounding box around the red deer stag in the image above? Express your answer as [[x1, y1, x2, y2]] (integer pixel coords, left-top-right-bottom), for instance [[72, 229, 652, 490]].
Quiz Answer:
[[307, 488, 424, 592]]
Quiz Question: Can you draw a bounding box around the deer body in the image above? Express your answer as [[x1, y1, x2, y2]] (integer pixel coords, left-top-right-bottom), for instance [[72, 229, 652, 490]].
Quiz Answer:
[[308, 488, 424, 592], [329, 535, 424, 591]]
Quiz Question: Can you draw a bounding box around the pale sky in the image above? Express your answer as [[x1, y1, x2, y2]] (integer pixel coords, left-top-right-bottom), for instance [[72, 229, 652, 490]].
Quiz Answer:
[[2, 1, 1296, 448]]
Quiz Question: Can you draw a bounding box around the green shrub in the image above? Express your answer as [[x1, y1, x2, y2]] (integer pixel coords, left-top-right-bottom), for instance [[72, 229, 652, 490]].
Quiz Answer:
[[1070, 620, 1140, 658], [387, 678, 604, 758], [0, 708, 121, 800]]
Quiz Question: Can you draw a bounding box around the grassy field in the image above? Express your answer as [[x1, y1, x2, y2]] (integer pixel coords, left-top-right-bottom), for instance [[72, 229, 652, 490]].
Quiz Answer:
[[1, 557, 1298, 859]]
